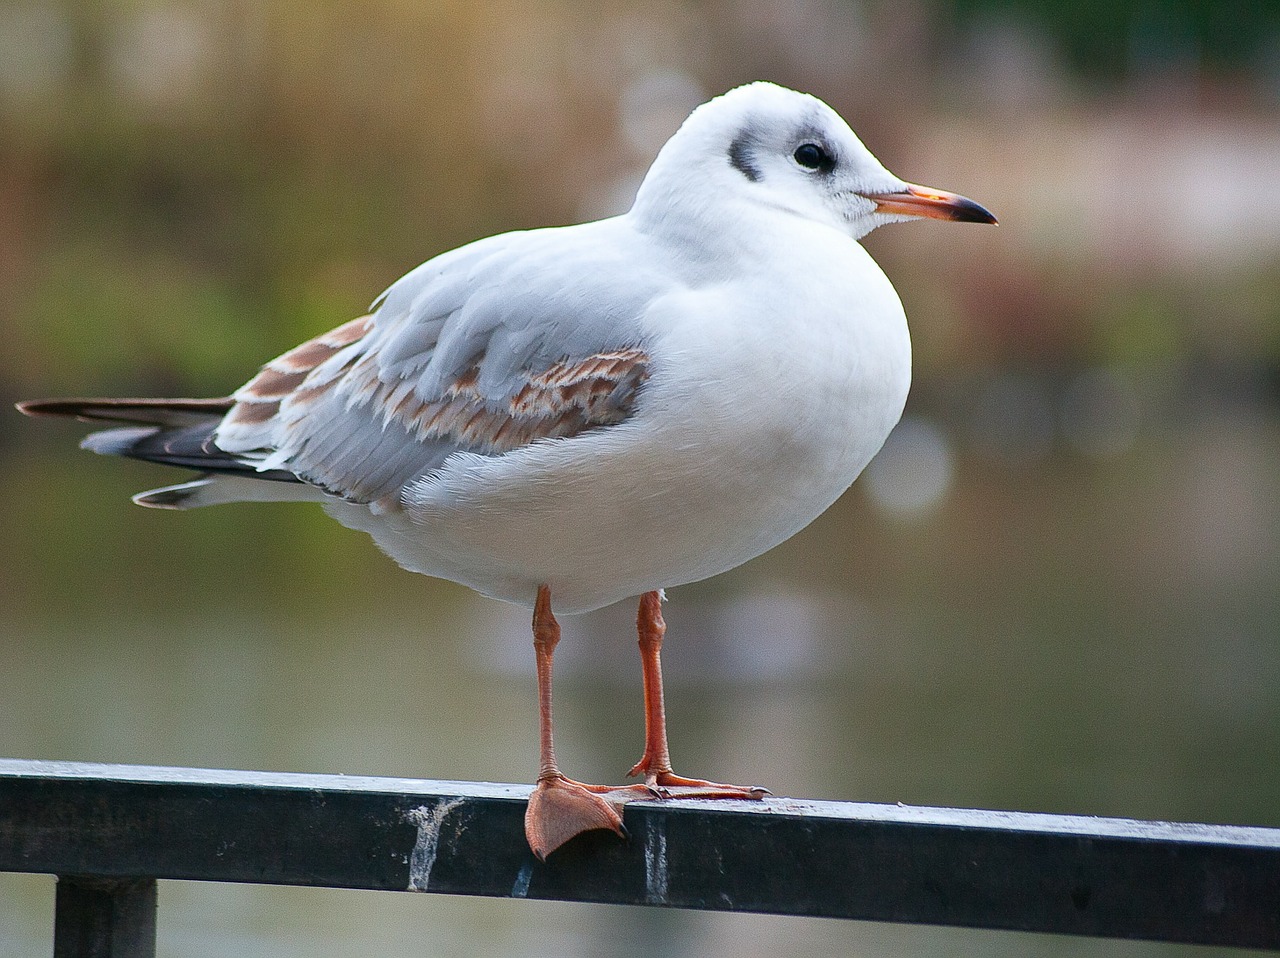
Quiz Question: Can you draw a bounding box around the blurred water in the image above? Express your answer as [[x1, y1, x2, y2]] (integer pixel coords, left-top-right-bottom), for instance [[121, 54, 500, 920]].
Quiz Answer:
[[2, 414, 1277, 957]]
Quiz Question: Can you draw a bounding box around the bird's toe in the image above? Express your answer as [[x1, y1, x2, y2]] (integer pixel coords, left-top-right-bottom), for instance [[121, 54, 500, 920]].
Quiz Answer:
[[525, 776, 627, 860]]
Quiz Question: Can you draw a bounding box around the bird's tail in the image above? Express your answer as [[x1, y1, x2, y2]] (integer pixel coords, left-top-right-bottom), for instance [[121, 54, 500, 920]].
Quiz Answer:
[[16, 396, 307, 509]]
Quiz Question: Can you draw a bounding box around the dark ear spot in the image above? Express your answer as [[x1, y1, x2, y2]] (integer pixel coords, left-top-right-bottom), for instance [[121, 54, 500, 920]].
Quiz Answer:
[[727, 133, 761, 182]]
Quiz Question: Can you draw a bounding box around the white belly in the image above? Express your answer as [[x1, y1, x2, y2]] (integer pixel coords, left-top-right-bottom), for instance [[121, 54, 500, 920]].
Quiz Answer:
[[331, 245, 911, 613]]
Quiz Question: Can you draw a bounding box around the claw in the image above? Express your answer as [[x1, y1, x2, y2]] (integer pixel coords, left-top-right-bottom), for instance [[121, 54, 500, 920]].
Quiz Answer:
[[632, 767, 771, 802]]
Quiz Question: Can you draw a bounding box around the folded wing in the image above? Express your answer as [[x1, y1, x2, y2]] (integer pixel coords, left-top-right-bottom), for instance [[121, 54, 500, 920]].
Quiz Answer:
[[21, 226, 662, 510]]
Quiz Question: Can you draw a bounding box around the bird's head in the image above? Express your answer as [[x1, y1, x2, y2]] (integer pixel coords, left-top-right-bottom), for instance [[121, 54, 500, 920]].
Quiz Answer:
[[633, 81, 996, 241]]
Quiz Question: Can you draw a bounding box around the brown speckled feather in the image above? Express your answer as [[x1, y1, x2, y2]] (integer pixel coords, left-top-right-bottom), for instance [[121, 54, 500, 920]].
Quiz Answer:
[[221, 315, 374, 437], [216, 313, 651, 506], [27, 225, 670, 510]]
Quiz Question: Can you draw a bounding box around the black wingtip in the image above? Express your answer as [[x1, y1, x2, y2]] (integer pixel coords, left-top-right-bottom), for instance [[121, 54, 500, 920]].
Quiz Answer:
[[15, 399, 66, 418], [14, 396, 234, 426]]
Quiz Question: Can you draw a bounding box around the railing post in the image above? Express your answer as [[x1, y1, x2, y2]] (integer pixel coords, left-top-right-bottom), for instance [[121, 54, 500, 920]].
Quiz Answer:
[[53, 877, 156, 958]]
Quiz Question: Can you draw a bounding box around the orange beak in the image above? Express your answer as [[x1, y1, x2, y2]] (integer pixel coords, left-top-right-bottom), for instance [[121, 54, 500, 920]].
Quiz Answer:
[[864, 183, 997, 225]]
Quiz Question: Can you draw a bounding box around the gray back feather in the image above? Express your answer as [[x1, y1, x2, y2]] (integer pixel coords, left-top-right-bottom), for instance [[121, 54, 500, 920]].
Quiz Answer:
[[218, 223, 664, 506]]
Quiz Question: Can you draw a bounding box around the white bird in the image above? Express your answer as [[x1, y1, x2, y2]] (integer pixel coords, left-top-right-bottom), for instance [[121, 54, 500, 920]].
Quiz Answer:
[[18, 81, 995, 859]]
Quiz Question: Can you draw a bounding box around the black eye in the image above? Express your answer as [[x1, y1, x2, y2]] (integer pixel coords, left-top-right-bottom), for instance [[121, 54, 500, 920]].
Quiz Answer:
[[793, 143, 830, 171]]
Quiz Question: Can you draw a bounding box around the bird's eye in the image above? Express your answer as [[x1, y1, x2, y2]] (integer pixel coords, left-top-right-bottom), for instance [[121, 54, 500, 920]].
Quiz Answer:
[[793, 143, 830, 171]]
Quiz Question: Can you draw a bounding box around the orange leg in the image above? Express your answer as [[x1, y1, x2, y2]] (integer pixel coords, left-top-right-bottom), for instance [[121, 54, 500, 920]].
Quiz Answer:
[[523, 586, 767, 860], [627, 591, 769, 799], [524, 586, 644, 860]]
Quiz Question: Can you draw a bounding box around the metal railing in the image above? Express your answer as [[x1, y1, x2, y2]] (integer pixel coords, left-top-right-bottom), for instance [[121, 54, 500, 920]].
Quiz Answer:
[[2, 759, 1278, 956]]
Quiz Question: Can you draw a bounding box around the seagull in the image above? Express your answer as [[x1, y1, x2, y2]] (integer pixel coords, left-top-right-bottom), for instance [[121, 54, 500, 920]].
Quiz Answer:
[[18, 81, 995, 859]]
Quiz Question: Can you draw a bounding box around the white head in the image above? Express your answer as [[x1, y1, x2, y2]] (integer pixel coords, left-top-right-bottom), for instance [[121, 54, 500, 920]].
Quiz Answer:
[[631, 81, 995, 241]]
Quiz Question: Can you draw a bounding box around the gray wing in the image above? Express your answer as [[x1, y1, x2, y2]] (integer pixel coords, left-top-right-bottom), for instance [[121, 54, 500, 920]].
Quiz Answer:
[[216, 226, 663, 506]]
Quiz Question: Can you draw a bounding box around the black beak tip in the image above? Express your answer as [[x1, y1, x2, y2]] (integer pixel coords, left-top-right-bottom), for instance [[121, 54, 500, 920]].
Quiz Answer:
[[954, 196, 998, 225]]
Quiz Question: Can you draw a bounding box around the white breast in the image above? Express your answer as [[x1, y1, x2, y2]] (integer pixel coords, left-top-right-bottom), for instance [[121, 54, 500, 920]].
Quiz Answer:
[[330, 224, 911, 613]]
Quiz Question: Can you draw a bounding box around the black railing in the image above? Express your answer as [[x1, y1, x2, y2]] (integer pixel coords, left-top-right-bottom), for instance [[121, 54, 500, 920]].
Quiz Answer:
[[2, 759, 1279, 956]]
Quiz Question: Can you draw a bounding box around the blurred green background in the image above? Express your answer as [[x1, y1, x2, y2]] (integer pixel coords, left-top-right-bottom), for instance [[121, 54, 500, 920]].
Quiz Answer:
[[2, 1, 1278, 956]]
